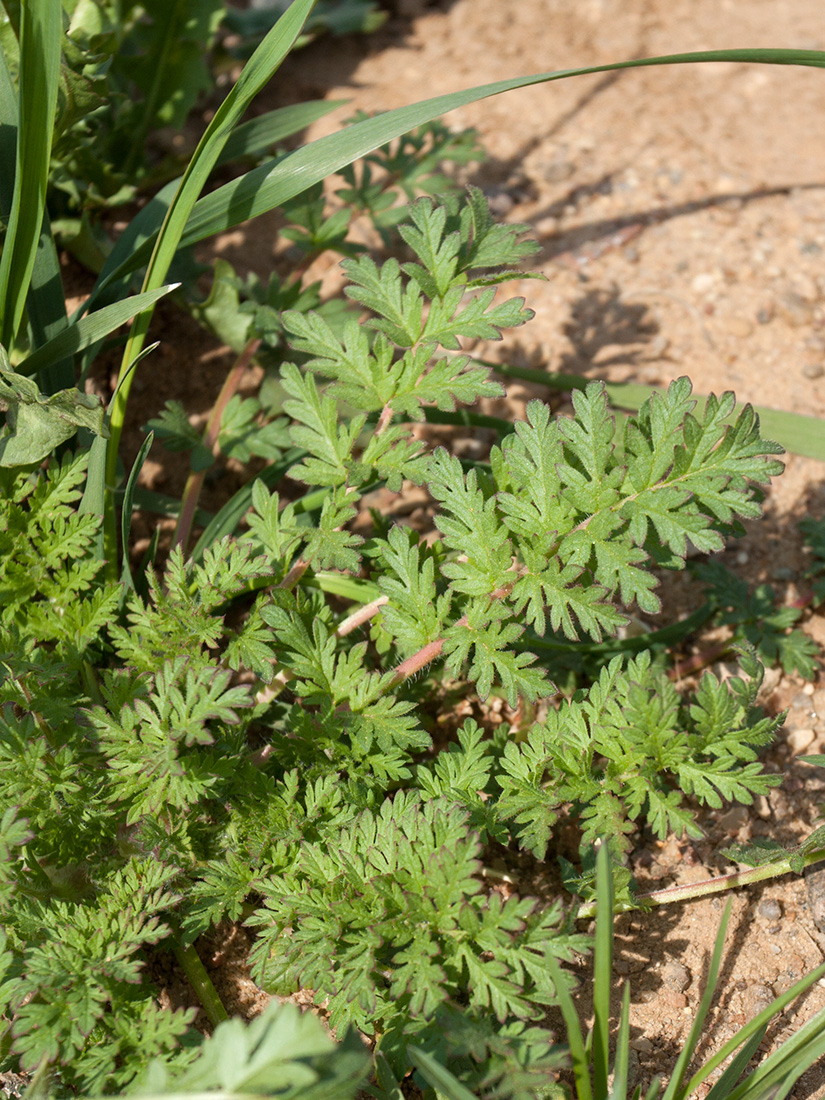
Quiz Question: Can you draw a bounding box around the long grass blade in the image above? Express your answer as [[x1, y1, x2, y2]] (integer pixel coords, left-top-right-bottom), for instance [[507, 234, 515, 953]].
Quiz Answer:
[[0, 0, 60, 349], [0, 36, 19, 218], [16, 285, 179, 378], [723, 1006, 825, 1100], [684, 961, 825, 1097], [25, 211, 70, 395], [495, 362, 825, 462], [610, 984, 632, 1100], [104, 0, 318, 573], [661, 902, 732, 1100], [544, 951, 592, 1100], [592, 843, 615, 1099], [120, 432, 154, 594], [0, 29, 68, 396], [89, 48, 825, 299], [408, 1045, 479, 1100], [703, 1024, 766, 1100]]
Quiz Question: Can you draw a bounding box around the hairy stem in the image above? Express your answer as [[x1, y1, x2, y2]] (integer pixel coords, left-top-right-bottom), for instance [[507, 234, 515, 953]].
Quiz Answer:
[[575, 847, 825, 920], [337, 595, 390, 637], [173, 940, 229, 1027]]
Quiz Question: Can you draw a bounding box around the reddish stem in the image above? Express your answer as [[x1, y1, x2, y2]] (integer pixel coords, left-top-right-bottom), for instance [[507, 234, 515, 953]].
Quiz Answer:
[[337, 596, 390, 637], [174, 338, 261, 554]]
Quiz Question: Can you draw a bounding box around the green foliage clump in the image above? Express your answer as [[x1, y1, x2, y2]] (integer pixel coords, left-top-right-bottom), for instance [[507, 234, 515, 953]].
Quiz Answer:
[[0, 187, 796, 1095]]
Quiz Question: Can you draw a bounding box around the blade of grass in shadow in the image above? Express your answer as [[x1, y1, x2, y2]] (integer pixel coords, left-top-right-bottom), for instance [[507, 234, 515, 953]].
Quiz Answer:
[[126, 486, 213, 527], [89, 48, 825, 298], [104, 0, 319, 576], [80, 342, 162, 553], [0, 0, 60, 349], [120, 433, 154, 594], [25, 211, 71, 395], [16, 285, 180, 378], [0, 43, 17, 210], [189, 449, 305, 562], [407, 1046, 478, 1100]]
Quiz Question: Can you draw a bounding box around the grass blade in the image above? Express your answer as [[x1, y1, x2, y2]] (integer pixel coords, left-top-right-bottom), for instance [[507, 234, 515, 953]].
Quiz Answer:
[[723, 1006, 825, 1100], [0, 0, 60, 349], [88, 48, 825, 299], [661, 902, 732, 1100], [25, 211, 70, 394], [0, 38, 18, 218], [610, 984, 632, 1100], [408, 1045, 478, 1100], [592, 843, 615, 1098], [703, 1024, 767, 1100], [104, 0, 318, 572], [0, 36, 68, 393], [216, 98, 346, 166], [684, 960, 825, 1096], [120, 432, 154, 593], [494, 363, 825, 462], [544, 950, 592, 1100], [16, 285, 180, 378]]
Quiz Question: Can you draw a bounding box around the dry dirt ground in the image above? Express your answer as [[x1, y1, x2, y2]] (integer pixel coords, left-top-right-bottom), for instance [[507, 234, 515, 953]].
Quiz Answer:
[[114, 0, 825, 1094]]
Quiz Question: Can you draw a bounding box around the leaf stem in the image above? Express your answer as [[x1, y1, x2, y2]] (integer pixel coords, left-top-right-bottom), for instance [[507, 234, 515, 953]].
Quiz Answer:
[[575, 847, 825, 920], [173, 940, 229, 1027]]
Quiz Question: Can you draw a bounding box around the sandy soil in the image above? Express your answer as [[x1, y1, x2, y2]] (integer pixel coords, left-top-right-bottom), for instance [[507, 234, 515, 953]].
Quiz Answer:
[[113, 0, 825, 1094]]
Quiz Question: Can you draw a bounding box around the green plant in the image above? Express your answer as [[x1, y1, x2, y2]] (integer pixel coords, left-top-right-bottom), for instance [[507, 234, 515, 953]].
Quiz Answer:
[[4, 0, 825, 1092], [0, 188, 800, 1093]]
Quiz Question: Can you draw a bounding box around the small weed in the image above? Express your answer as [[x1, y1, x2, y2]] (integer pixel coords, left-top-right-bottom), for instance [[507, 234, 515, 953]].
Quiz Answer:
[[2, 2, 825, 1095]]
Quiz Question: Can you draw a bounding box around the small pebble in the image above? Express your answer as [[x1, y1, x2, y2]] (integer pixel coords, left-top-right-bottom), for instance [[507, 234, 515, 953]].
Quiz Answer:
[[792, 690, 813, 709], [630, 1037, 653, 1054], [744, 982, 775, 1019], [728, 317, 753, 338], [535, 215, 559, 239], [756, 306, 774, 324], [777, 291, 816, 327], [757, 898, 782, 921], [753, 794, 771, 820], [692, 272, 718, 294], [771, 565, 796, 581], [802, 362, 825, 380], [544, 160, 575, 182], [486, 191, 514, 217], [787, 726, 815, 753], [662, 961, 691, 991], [718, 804, 750, 835]]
